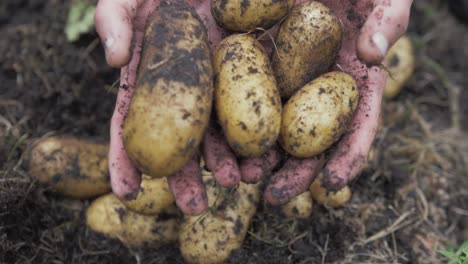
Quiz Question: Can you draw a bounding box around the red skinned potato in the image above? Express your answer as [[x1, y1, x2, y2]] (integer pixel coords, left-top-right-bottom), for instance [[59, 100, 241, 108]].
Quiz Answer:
[[122, 1, 213, 178]]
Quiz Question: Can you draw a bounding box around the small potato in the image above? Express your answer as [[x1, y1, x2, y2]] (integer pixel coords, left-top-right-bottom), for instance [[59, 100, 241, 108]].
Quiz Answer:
[[280, 71, 359, 158], [122, 175, 174, 215], [27, 136, 110, 199], [281, 191, 313, 219], [309, 177, 351, 207], [123, 1, 213, 178], [272, 1, 343, 98], [383, 35, 415, 99], [211, 0, 295, 32], [179, 171, 260, 264], [214, 34, 282, 158], [86, 193, 179, 247]]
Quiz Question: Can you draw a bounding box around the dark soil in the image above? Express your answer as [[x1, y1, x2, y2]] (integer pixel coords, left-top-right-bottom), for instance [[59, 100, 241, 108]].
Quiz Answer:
[[1, 0, 467, 264]]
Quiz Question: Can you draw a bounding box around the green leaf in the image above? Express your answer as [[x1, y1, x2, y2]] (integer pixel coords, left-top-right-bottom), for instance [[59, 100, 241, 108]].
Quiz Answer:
[[65, 0, 96, 42]]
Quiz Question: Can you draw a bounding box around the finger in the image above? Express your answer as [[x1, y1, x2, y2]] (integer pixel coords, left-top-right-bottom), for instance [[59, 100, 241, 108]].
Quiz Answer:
[[203, 125, 241, 188], [240, 145, 282, 183], [167, 158, 208, 216], [357, 0, 413, 65], [322, 67, 386, 191], [187, 0, 226, 47], [264, 157, 323, 206]]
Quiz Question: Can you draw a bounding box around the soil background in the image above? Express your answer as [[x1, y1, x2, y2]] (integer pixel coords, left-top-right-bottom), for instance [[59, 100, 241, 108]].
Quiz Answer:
[[1, 0, 467, 263]]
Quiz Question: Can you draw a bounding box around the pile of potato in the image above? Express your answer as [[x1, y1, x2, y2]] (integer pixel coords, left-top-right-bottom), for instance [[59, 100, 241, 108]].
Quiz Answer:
[[25, 1, 414, 263]]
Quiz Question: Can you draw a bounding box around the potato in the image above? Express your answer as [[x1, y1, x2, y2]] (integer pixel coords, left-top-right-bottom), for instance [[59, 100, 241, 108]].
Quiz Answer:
[[86, 193, 179, 247], [279, 71, 358, 158], [123, 1, 213, 178], [309, 177, 351, 207], [272, 1, 343, 98], [383, 35, 415, 99], [122, 175, 174, 215], [179, 171, 260, 264], [211, 0, 295, 32], [27, 136, 110, 199], [281, 191, 313, 219], [214, 34, 282, 157]]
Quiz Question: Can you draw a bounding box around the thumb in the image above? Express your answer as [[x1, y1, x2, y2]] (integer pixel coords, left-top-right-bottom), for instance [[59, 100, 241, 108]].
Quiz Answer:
[[357, 0, 413, 65]]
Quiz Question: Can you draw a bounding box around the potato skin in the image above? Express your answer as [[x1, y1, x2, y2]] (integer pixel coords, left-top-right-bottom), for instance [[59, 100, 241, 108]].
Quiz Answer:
[[272, 1, 342, 98], [122, 175, 174, 215], [214, 34, 282, 158], [86, 193, 179, 247], [309, 177, 351, 207], [384, 35, 415, 99], [211, 0, 295, 32], [123, 1, 213, 178], [27, 136, 110, 199], [281, 191, 313, 219], [280, 71, 358, 158], [179, 172, 260, 264]]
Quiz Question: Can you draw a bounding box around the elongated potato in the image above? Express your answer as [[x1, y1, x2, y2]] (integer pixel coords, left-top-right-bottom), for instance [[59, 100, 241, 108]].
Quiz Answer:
[[86, 193, 179, 247], [384, 35, 415, 99], [280, 71, 358, 158], [281, 191, 313, 219], [211, 0, 295, 32], [123, 1, 213, 178], [122, 175, 174, 215], [272, 1, 342, 98], [179, 171, 261, 264], [27, 136, 110, 199], [309, 177, 351, 208], [214, 34, 282, 157]]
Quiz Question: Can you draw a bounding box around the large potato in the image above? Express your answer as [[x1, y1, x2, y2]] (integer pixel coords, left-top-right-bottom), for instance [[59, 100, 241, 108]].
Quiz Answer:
[[214, 34, 282, 158], [86, 193, 179, 247], [122, 175, 175, 215], [211, 0, 295, 32], [123, 1, 213, 178], [179, 171, 261, 264], [383, 35, 415, 99], [27, 136, 110, 199], [280, 71, 358, 158], [272, 1, 342, 98]]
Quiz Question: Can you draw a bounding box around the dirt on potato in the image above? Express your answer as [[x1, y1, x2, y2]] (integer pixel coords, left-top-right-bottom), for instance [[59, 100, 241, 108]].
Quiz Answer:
[[1, 0, 467, 264]]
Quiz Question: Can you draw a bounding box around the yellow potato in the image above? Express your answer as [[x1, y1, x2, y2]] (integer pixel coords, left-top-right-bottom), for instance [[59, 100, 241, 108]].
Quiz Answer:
[[281, 191, 313, 219], [27, 136, 110, 199], [122, 175, 175, 215], [384, 35, 415, 99], [211, 0, 295, 32], [179, 171, 261, 264], [214, 34, 282, 157], [272, 1, 343, 98], [123, 1, 213, 178], [86, 193, 179, 247], [280, 71, 358, 158], [309, 177, 351, 208]]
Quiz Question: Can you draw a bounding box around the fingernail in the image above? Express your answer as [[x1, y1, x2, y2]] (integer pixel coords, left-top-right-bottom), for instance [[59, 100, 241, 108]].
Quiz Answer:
[[372, 32, 389, 56], [105, 36, 115, 49]]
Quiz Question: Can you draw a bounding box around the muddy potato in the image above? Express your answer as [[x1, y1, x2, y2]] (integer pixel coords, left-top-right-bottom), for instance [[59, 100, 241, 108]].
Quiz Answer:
[[384, 35, 415, 99], [86, 193, 179, 247], [309, 177, 351, 207], [280, 71, 358, 158], [211, 0, 295, 32], [179, 171, 261, 264], [122, 175, 174, 215], [272, 1, 342, 98], [214, 34, 282, 157], [27, 136, 110, 199], [123, 1, 213, 178], [281, 191, 313, 219]]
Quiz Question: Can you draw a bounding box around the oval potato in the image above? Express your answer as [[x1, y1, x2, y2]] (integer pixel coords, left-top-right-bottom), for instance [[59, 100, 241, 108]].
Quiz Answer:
[[211, 0, 295, 32], [384, 35, 415, 99], [309, 177, 351, 208], [86, 193, 179, 247], [27, 136, 110, 199], [123, 1, 213, 178], [281, 191, 313, 219], [214, 34, 282, 157], [280, 71, 358, 158], [272, 1, 342, 98], [122, 175, 175, 215]]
